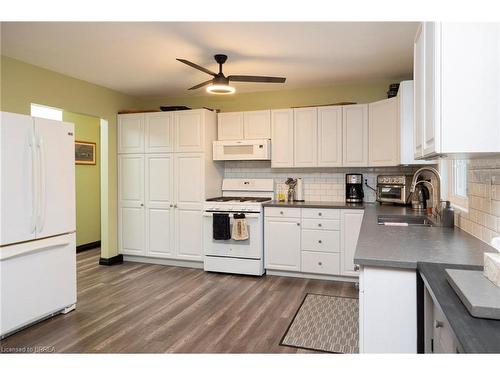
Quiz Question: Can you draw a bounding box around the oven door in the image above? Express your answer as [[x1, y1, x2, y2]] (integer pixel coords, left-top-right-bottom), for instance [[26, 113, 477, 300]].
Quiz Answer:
[[202, 212, 262, 259], [377, 185, 406, 204]]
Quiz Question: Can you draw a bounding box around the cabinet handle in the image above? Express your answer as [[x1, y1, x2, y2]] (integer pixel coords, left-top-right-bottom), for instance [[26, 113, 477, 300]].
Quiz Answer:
[[318, 223, 322, 227], [434, 320, 444, 329], [318, 240, 322, 244], [318, 262, 322, 266], [354, 264, 360, 271]]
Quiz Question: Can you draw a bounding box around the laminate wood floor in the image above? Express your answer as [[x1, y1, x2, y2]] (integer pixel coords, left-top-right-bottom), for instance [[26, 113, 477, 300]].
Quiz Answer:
[[0, 249, 358, 353]]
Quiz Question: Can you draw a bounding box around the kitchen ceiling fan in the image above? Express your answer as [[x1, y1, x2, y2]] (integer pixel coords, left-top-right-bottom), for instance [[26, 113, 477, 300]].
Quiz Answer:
[[176, 54, 286, 94]]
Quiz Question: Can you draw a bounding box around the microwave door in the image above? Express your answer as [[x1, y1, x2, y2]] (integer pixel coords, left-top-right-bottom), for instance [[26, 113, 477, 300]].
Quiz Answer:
[[378, 186, 404, 203]]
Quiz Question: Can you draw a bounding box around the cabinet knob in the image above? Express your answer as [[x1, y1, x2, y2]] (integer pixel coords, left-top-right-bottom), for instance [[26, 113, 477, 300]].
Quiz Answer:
[[318, 212, 322, 216], [435, 320, 444, 329], [318, 223, 322, 227], [280, 211, 284, 215], [140, 203, 144, 207], [354, 264, 360, 271], [296, 222, 300, 226], [318, 240, 322, 244], [174, 204, 178, 208], [318, 262, 322, 266]]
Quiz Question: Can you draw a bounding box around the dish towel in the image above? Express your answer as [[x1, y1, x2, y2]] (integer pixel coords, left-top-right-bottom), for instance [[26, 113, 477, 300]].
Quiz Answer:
[[213, 213, 231, 240], [232, 213, 249, 241]]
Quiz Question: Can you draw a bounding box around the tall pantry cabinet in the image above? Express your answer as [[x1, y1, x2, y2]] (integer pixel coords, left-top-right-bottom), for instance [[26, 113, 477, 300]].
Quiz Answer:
[[118, 109, 223, 265]]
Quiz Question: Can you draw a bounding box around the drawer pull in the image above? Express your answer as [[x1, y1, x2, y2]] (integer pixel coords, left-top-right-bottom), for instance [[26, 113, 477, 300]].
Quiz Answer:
[[297, 222, 300, 226], [318, 240, 322, 244], [318, 223, 322, 227], [280, 211, 284, 215], [318, 262, 322, 266], [435, 320, 444, 329], [318, 212, 322, 216]]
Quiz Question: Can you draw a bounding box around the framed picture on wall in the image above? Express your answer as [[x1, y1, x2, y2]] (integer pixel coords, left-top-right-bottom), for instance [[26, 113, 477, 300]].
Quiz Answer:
[[75, 141, 96, 165]]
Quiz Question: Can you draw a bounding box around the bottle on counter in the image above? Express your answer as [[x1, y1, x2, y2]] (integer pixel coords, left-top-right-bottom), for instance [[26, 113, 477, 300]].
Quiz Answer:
[[442, 201, 455, 228]]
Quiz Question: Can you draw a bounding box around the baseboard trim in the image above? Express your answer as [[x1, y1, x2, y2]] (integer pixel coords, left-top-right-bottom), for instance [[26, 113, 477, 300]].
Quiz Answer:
[[266, 270, 358, 282], [76, 241, 101, 253], [123, 255, 203, 269], [99, 254, 123, 266]]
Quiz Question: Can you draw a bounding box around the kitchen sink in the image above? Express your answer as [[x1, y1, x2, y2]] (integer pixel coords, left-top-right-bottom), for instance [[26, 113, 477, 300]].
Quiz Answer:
[[377, 215, 434, 227]]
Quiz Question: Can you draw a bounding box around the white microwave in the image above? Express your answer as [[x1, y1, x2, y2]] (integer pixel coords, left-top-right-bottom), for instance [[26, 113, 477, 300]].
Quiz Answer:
[[213, 139, 271, 161]]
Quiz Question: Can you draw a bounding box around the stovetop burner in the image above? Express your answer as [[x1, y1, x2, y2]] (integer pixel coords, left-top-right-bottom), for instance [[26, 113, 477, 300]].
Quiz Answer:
[[206, 196, 272, 203]]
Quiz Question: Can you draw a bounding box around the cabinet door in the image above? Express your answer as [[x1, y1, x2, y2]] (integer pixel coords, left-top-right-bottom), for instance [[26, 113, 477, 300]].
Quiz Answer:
[[175, 110, 204, 152], [243, 110, 271, 139], [271, 109, 294, 168], [145, 154, 174, 258], [342, 104, 368, 166], [423, 22, 439, 156], [413, 23, 425, 159], [218, 112, 244, 140], [145, 112, 173, 153], [118, 114, 144, 154], [264, 217, 301, 271], [368, 98, 400, 166], [118, 154, 145, 255], [341, 210, 364, 276], [175, 208, 203, 261], [318, 106, 343, 167], [174, 153, 204, 210], [293, 107, 318, 167]]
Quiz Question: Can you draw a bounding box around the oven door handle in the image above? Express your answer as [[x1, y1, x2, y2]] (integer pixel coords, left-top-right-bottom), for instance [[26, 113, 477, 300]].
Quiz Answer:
[[203, 212, 261, 219]]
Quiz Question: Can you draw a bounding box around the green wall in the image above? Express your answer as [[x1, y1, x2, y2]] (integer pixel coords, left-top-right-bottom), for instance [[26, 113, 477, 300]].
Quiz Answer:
[[137, 78, 407, 112], [0, 55, 138, 259], [63, 111, 101, 247]]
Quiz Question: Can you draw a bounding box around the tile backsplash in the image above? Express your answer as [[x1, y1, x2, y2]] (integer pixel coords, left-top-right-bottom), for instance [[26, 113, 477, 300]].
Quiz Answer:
[[454, 157, 500, 246], [224, 161, 422, 203]]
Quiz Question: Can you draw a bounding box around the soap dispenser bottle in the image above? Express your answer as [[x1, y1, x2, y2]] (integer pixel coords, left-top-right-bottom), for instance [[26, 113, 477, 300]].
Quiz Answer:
[[442, 201, 455, 228]]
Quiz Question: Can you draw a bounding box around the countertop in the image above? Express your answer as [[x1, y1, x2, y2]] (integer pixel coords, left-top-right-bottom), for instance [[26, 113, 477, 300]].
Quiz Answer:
[[263, 200, 365, 209], [419, 262, 500, 353], [354, 203, 495, 269]]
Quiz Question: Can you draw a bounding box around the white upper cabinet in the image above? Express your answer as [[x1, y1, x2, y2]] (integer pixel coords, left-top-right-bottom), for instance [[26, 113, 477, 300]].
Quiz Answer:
[[118, 114, 144, 153], [218, 110, 271, 140], [145, 112, 173, 153], [368, 98, 400, 166], [414, 22, 500, 158], [293, 107, 318, 167], [318, 106, 343, 167], [271, 109, 294, 168], [175, 110, 204, 152], [243, 110, 271, 139], [342, 104, 368, 167], [217, 112, 244, 140]]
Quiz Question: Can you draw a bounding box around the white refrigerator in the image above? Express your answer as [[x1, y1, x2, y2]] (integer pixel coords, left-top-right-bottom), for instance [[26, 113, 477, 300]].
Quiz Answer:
[[0, 111, 77, 338]]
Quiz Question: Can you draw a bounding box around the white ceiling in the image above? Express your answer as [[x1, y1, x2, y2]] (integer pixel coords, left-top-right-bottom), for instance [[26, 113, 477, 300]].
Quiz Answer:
[[1, 22, 418, 97]]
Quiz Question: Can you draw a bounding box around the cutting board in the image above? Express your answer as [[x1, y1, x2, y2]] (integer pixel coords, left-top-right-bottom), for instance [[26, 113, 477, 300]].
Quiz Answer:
[[446, 269, 500, 320]]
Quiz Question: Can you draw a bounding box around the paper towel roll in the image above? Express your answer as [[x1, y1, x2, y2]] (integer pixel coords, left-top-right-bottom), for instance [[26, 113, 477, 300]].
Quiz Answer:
[[295, 178, 304, 201]]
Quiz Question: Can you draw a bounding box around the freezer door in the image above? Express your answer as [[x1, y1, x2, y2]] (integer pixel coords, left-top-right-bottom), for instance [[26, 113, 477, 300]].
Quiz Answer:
[[0, 233, 76, 337], [34, 118, 76, 239], [0, 112, 36, 246]]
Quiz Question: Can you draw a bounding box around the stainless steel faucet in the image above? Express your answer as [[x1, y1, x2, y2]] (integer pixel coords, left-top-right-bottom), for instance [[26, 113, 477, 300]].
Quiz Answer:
[[410, 167, 442, 216]]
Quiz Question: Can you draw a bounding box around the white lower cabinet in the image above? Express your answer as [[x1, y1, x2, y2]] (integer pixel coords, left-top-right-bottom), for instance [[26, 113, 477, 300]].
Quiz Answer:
[[264, 215, 301, 271], [359, 266, 417, 353], [264, 207, 364, 278], [175, 208, 203, 260]]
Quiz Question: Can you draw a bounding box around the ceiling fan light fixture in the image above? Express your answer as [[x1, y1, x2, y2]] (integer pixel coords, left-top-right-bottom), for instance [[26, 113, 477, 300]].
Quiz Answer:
[[206, 84, 236, 95]]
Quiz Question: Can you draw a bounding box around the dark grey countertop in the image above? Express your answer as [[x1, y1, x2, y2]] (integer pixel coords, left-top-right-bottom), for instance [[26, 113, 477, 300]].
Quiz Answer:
[[354, 203, 495, 269], [263, 200, 365, 209], [419, 262, 500, 353]]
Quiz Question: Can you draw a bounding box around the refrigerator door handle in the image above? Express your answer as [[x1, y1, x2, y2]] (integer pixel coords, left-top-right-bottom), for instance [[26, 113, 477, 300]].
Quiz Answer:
[[36, 135, 47, 232], [0, 238, 72, 261], [29, 134, 37, 234]]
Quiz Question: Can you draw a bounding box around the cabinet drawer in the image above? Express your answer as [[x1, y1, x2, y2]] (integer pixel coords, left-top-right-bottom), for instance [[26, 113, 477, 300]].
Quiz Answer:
[[301, 251, 340, 275], [302, 218, 340, 231], [265, 207, 301, 218], [302, 208, 340, 219], [301, 230, 340, 252], [433, 303, 459, 353]]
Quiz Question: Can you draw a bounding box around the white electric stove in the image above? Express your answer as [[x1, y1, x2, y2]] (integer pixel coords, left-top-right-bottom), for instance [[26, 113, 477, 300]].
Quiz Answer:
[[203, 179, 274, 276]]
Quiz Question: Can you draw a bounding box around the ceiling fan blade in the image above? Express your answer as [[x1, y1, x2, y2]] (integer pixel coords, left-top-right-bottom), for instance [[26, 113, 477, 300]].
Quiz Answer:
[[188, 79, 214, 90], [177, 58, 217, 76], [228, 75, 286, 83]]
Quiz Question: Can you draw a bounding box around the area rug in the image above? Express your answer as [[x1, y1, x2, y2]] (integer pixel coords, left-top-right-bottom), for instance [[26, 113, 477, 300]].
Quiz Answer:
[[280, 293, 359, 353]]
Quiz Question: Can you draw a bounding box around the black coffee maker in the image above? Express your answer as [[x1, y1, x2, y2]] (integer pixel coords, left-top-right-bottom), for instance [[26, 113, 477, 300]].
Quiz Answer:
[[346, 174, 364, 203]]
